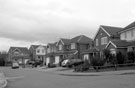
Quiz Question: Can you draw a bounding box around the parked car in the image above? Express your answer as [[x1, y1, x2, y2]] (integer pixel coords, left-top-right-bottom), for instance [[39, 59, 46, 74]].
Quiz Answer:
[[26, 60, 35, 65], [12, 62, 19, 69], [61, 59, 70, 67], [63, 59, 84, 68]]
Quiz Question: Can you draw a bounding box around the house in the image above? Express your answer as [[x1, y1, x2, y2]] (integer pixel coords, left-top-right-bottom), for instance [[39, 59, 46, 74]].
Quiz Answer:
[[81, 47, 99, 63], [54, 38, 71, 66], [70, 35, 93, 59], [8, 47, 30, 65], [93, 25, 123, 56], [105, 40, 132, 55], [29, 45, 46, 64], [46, 42, 57, 66], [118, 21, 135, 52]]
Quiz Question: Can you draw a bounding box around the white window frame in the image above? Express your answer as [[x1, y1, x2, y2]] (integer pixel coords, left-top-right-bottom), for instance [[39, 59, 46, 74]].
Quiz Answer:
[[131, 29, 134, 37], [59, 44, 62, 50], [37, 49, 40, 53], [125, 32, 127, 38], [101, 37, 107, 45], [96, 39, 98, 46], [71, 43, 76, 49]]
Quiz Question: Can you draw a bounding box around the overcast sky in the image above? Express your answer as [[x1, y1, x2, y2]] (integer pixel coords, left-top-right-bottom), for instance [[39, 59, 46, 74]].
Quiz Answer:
[[0, 0, 135, 51]]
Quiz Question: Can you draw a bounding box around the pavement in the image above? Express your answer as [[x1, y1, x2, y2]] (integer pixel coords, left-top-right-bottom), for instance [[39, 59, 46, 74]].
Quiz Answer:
[[0, 72, 7, 88], [25, 66, 135, 76]]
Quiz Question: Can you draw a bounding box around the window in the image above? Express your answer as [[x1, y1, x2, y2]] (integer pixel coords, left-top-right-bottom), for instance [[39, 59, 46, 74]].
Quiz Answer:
[[42, 49, 44, 53], [96, 39, 98, 46], [66, 45, 70, 49], [131, 29, 134, 37], [37, 49, 40, 53], [125, 32, 127, 38], [101, 37, 107, 45], [59, 44, 62, 50], [14, 51, 19, 56], [71, 43, 76, 49]]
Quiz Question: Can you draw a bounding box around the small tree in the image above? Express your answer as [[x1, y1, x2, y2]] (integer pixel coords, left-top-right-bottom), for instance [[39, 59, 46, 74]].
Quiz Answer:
[[91, 54, 106, 69], [109, 54, 117, 65], [103, 49, 111, 63], [127, 51, 135, 63], [0, 51, 7, 66], [116, 51, 124, 64]]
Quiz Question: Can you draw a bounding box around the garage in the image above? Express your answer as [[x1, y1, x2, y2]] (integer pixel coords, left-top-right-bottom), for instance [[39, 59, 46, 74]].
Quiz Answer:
[[55, 56, 60, 66]]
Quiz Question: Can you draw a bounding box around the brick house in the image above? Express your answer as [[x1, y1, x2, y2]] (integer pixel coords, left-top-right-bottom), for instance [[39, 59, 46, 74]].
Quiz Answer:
[[93, 25, 123, 57], [70, 35, 93, 59], [46, 35, 93, 67], [8, 47, 31, 65], [46, 42, 57, 66], [105, 40, 132, 55], [118, 21, 135, 52], [54, 38, 72, 66], [29, 45, 46, 63]]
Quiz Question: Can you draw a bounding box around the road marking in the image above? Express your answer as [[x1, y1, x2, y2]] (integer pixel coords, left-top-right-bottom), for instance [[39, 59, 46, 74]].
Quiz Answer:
[[6, 76, 24, 80]]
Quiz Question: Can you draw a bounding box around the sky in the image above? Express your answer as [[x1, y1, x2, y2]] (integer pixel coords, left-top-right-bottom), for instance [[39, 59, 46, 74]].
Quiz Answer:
[[0, 0, 135, 51]]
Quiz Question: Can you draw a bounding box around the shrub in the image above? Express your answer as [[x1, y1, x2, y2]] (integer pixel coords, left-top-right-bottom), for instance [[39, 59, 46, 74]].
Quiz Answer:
[[127, 51, 135, 63], [116, 51, 124, 64], [91, 55, 106, 69], [103, 49, 111, 61]]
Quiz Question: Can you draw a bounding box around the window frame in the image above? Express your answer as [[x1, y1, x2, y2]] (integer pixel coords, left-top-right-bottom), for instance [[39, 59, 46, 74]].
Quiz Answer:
[[96, 39, 98, 46]]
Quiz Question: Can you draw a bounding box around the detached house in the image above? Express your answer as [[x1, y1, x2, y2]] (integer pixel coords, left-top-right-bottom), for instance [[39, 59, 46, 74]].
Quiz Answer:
[[94, 25, 123, 55], [70, 35, 93, 59], [46, 42, 57, 66], [8, 47, 30, 65], [118, 21, 135, 52], [29, 45, 46, 63], [54, 38, 71, 66], [47, 35, 93, 67]]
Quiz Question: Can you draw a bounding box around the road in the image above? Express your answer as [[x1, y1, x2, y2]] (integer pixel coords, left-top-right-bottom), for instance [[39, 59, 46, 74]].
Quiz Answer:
[[0, 67, 135, 88]]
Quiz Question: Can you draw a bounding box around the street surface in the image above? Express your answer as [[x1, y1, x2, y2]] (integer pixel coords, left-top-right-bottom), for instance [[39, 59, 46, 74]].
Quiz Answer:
[[0, 67, 135, 88]]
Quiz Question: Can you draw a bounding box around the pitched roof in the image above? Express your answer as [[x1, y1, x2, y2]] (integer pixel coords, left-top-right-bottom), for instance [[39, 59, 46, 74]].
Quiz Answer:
[[124, 21, 135, 29], [70, 35, 93, 44], [31, 45, 39, 49], [48, 42, 57, 47], [31, 45, 46, 49], [61, 38, 70, 45], [10, 47, 30, 54], [101, 25, 123, 36], [82, 47, 99, 54], [106, 40, 132, 48], [119, 21, 135, 33]]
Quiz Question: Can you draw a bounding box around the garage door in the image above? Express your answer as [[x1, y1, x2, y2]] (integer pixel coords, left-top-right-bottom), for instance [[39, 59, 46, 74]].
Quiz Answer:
[[84, 54, 89, 61], [46, 57, 50, 66], [55, 56, 60, 64]]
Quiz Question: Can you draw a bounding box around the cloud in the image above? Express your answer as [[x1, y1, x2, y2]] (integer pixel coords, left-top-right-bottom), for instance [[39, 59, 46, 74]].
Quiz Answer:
[[0, 0, 135, 51]]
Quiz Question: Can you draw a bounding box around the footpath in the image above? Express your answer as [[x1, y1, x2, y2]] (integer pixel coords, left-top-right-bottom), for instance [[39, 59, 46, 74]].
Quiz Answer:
[[26, 67, 135, 76], [0, 72, 7, 88]]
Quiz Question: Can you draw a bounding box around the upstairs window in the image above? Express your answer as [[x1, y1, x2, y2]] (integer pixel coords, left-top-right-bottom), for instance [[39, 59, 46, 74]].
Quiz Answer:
[[42, 49, 45, 53], [101, 37, 107, 45], [96, 39, 98, 46], [37, 49, 40, 53], [59, 44, 62, 50], [125, 32, 127, 38], [71, 43, 76, 49], [131, 29, 134, 37]]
